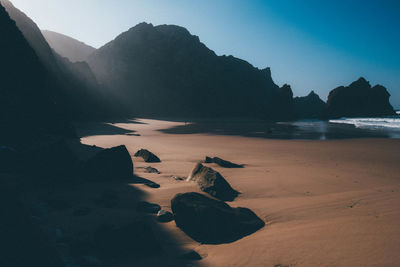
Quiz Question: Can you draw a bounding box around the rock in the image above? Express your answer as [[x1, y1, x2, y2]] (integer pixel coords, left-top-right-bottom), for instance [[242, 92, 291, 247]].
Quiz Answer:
[[83, 145, 133, 180], [294, 90, 326, 119], [188, 163, 239, 201], [134, 149, 161, 162], [171, 192, 265, 244], [179, 250, 202, 260], [204, 156, 243, 168], [172, 175, 185, 181], [138, 166, 161, 174], [157, 210, 174, 222], [93, 221, 161, 258], [324, 77, 396, 119], [136, 201, 161, 214]]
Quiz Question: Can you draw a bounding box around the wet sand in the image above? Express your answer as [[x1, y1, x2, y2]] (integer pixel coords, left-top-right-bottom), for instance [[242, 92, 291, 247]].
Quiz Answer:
[[75, 118, 400, 266]]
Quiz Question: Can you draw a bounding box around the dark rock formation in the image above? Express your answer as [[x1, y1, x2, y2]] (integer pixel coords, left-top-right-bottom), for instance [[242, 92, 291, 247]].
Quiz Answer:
[[171, 192, 265, 244], [136, 201, 161, 214], [0, 183, 65, 267], [93, 221, 161, 258], [324, 77, 396, 119], [188, 163, 239, 201], [134, 149, 161, 162], [205, 156, 243, 168], [83, 145, 133, 180], [156, 210, 174, 222], [1, 0, 119, 120], [88, 22, 295, 120], [0, 1, 73, 142], [179, 250, 202, 260], [294, 90, 326, 119], [42, 30, 96, 62]]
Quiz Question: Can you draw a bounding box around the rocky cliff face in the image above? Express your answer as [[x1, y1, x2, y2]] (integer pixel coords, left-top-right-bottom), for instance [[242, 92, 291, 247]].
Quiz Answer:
[[294, 90, 326, 119], [88, 22, 295, 120], [1, 0, 115, 120], [0, 2, 74, 142], [324, 78, 396, 119], [42, 30, 96, 62]]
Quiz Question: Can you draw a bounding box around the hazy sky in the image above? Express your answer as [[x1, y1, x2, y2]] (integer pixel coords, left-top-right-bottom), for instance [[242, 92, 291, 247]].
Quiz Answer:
[[9, 0, 400, 108]]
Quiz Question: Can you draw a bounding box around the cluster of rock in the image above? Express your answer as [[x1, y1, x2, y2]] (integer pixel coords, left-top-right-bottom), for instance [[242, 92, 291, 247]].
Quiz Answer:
[[294, 78, 396, 120]]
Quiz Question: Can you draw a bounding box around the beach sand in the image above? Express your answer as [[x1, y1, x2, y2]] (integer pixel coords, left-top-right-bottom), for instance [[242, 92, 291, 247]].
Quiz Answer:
[[73, 118, 400, 266]]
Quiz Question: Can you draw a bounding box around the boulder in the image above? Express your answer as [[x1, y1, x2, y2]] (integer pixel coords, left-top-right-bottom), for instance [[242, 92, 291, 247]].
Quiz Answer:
[[171, 192, 265, 244], [156, 210, 174, 223], [83, 145, 133, 180], [134, 149, 161, 162], [204, 156, 243, 168], [136, 201, 161, 214], [188, 163, 239, 201], [324, 77, 396, 119], [93, 221, 161, 258]]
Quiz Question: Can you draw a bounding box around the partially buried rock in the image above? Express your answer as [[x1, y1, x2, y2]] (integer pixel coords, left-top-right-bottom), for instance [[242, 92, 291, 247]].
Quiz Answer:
[[83, 145, 133, 180], [179, 250, 202, 260], [134, 149, 161, 162], [157, 210, 174, 222], [93, 221, 161, 258], [141, 166, 160, 174], [205, 156, 243, 168], [188, 163, 239, 201], [171, 192, 265, 244], [136, 201, 161, 214]]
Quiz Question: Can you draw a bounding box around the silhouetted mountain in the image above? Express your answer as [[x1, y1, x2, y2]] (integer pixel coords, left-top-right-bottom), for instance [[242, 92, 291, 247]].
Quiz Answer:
[[324, 77, 396, 119], [42, 30, 96, 62], [88, 22, 295, 120], [0, 2, 74, 144], [294, 91, 326, 119], [1, 0, 118, 120]]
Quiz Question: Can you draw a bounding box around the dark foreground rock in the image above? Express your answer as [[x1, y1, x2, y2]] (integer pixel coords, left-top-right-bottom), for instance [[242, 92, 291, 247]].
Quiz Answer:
[[188, 163, 239, 201], [157, 210, 174, 222], [134, 149, 161, 162], [171, 192, 265, 244], [324, 77, 396, 119], [136, 201, 161, 214], [83, 145, 133, 180], [179, 250, 202, 260], [93, 221, 161, 258], [205, 156, 243, 168]]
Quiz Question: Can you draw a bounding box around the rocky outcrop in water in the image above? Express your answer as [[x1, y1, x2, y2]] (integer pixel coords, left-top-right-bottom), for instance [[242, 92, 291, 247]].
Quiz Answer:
[[324, 78, 396, 119], [294, 90, 326, 119]]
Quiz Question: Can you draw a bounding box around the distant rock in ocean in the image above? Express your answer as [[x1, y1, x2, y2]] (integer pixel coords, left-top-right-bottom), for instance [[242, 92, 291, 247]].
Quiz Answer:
[[324, 77, 396, 119], [88, 22, 295, 120], [294, 90, 326, 119]]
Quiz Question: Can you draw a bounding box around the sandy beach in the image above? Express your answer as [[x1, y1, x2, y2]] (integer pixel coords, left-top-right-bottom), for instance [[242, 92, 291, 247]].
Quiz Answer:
[[69, 118, 400, 266]]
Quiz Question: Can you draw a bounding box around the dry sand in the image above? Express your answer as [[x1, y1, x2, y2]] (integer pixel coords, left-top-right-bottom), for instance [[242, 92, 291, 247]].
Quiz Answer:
[[77, 118, 400, 267]]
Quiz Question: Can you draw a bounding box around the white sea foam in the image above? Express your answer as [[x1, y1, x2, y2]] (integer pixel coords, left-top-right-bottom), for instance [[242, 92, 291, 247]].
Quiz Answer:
[[330, 113, 400, 130]]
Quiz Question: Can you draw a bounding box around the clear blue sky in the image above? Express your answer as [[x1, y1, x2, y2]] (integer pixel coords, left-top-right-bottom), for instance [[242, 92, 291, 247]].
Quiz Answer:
[[9, 0, 400, 108]]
